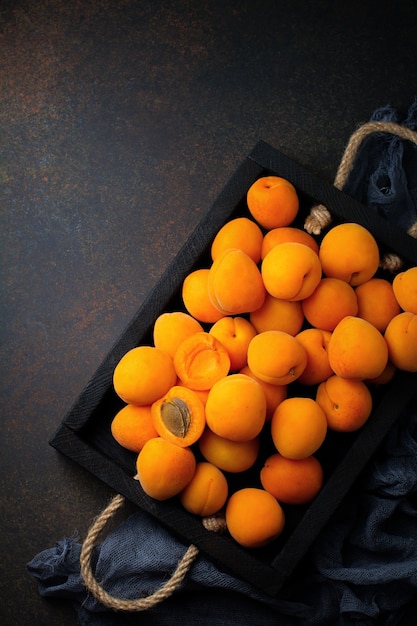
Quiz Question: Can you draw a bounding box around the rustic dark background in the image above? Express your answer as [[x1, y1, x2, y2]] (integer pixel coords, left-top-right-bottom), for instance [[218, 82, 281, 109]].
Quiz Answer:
[[1, 1, 417, 624]]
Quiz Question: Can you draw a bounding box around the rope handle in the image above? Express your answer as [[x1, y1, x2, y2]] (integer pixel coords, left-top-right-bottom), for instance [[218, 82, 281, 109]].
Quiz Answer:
[[80, 493, 227, 612], [304, 120, 417, 271]]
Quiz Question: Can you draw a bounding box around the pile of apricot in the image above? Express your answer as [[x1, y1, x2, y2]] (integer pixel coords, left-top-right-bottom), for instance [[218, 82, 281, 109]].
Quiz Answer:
[[111, 175, 417, 549]]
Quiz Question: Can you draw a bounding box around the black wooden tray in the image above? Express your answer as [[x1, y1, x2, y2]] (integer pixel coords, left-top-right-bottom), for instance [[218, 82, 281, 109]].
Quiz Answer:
[[50, 141, 417, 596]]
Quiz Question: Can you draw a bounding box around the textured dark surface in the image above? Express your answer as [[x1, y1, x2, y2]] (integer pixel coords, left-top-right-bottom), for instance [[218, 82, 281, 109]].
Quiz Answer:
[[1, 1, 417, 624]]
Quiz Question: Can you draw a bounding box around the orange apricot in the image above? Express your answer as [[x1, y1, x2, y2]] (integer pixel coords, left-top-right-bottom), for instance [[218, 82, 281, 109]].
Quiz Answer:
[[173, 331, 230, 390], [295, 328, 333, 386], [198, 427, 260, 473], [260, 453, 324, 505], [315, 374, 373, 432], [328, 316, 388, 380], [249, 293, 304, 336], [151, 385, 206, 447], [225, 487, 285, 548], [209, 316, 257, 371], [261, 226, 319, 260], [113, 346, 177, 406], [111, 404, 159, 453], [247, 330, 307, 385], [135, 438, 196, 500], [392, 267, 417, 314], [240, 365, 287, 420], [319, 222, 380, 286], [211, 216, 263, 263], [208, 248, 266, 315], [205, 373, 266, 442], [384, 312, 417, 372], [301, 277, 358, 331], [261, 242, 322, 301], [153, 312, 204, 358], [247, 176, 299, 230], [179, 462, 228, 516], [355, 277, 401, 332], [182, 268, 225, 323], [271, 397, 328, 459]]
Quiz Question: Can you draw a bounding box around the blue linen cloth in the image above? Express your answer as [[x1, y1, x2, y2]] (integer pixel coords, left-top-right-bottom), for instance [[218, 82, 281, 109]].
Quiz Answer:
[[28, 103, 417, 625]]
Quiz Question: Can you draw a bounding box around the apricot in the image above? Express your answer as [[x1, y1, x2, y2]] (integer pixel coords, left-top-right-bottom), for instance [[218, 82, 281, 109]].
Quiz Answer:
[[247, 176, 299, 230], [315, 374, 373, 432], [225, 487, 285, 548], [173, 331, 230, 390], [355, 278, 401, 332], [249, 293, 304, 336], [247, 330, 307, 385], [261, 226, 319, 260], [384, 312, 417, 371], [182, 268, 225, 323], [319, 222, 380, 286], [328, 316, 389, 380], [151, 385, 206, 447], [209, 316, 257, 371], [153, 312, 204, 358], [295, 328, 333, 386], [260, 453, 324, 505], [111, 404, 159, 453], [271, 397, 328, 459], [198, 427, 260, 473], [261, 242, 322, 301], [208, 248, 266, 315], [136, 438, 196, 501], [240, 365, 287, 420], [367, 360, 397, 386], [392, 266, 417, 314], [211, 216, 263, 264], [113, 346, 177, 406], [205, 373, 266, 442], [301, 277, 358, 331], [179, 462, 228, 516]]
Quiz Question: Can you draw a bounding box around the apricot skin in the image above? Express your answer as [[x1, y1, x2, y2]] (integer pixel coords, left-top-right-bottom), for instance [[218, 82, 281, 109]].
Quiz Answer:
[[384, 312, 417, 372]]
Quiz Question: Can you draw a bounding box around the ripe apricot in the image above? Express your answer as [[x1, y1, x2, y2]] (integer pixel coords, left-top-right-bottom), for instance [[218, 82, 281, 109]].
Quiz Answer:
[[113, 346, 177, 406], [240, 365, 287, 420], [328, 316, 388, 380], [153, 312, 204, 358], [315, 374, 373, 432], [384, 312, 417, 372], [136, 438, 196, 501], [211, 216, 263, 263], [111, 404, 159, 453], [225, 487, 285, 548], [319, 222, 380, 286], [249, 294, 304, 336], [271, 397, 328, 459], [247, 176, 299, 230], [198, 427, 260, 473], [260, 453, 324, 505], [392, 267, 417, 314], [295, 328, 333, 386], [261, 226, 319, 260], [208, 248, 266, 315], [355, 278, 401, 332], [151, 386, 206, 447], [182, 268, 225, 323], [174, 332, 230, 390], [209, 316, 257, 371], [179, 462, 228, 516], [247, 330, 307, 385], [205, 373, 266, 442], [301, 277, 358, 331], [261, 242, 322, 301]]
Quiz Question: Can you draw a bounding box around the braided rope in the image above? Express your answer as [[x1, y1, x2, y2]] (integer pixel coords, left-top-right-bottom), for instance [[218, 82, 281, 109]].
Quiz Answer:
[[80, 493, 226, 612], [304, 121, 417, 271]]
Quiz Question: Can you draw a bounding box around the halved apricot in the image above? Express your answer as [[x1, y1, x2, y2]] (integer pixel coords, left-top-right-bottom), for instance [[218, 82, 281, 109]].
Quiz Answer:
[[151, 385, 206, 447], [173, 331, 231, 390]]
